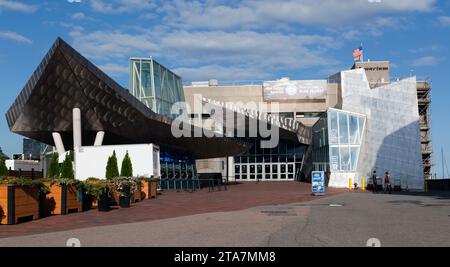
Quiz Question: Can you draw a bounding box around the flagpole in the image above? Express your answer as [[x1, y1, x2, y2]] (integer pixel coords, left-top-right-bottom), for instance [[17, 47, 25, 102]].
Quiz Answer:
[[360, 42, 364, 62]]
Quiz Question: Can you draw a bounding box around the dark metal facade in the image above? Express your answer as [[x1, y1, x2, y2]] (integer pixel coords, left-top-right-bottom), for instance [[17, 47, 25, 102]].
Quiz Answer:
[[6, 37, 312, 159], [5, 38, 250, 159]]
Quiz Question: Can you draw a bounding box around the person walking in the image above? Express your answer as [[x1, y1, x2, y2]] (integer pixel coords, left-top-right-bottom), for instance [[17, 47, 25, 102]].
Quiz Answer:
[[372, 171, 378, 194], [384, 171, 392, 194]]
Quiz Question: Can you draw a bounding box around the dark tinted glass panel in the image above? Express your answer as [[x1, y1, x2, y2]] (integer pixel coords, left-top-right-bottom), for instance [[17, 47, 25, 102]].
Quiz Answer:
[[265, 165, 271, 179]]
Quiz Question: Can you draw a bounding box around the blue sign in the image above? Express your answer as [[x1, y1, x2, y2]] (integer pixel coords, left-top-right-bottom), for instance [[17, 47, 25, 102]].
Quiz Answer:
[[311, 171, 325, 195]]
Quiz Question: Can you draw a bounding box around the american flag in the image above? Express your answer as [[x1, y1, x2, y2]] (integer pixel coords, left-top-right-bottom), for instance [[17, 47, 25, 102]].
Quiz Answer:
[[353, 46, 363, 62]]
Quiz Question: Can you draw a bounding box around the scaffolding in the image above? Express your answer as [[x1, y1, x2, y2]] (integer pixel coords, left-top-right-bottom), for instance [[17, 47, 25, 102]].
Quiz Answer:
[[417, 78, 432, 180]]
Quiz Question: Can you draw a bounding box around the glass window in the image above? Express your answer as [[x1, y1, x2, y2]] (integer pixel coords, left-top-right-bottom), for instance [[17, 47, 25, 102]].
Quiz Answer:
[[329, 110, 339, 145], [141, 62, 152, 97], [265, 164, 271, 179], [272, 164, 278, 179], [250, 165, 255, 174], [339, 113, 349, 145], [340, 147, 351, 171], [279, 143, 287, 154], [350, 147, 360, 171], [330, 147, 340, 171], [349, 115, 359, 144]]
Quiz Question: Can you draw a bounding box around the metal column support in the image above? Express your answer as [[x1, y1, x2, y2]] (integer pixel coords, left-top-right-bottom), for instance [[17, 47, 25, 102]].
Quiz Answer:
[[52, 132, 66, 156], [73, 108, 82, 150], [94, 131, 105, 146]]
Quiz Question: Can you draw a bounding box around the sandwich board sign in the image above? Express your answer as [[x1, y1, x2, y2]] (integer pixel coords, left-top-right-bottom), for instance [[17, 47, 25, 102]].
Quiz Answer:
[[312, 171, 325, 196]]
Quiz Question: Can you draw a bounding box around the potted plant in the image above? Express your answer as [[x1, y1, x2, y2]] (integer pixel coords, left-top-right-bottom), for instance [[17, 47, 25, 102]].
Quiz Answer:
[[111, 177, 138, 208], [84, 178, 111, 212], [0, 177, 49, 225]]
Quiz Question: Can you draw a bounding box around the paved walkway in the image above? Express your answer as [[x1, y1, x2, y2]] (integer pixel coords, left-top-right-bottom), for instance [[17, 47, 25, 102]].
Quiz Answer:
[[1, 191, 449, 246], [0, 182, 343, 238]]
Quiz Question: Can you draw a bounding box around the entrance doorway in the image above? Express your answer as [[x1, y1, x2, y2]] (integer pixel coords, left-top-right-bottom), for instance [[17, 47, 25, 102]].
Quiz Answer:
[[234, 163, 295, 181]]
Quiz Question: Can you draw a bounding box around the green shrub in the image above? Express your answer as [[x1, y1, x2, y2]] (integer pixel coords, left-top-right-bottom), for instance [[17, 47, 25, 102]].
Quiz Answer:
[[111, 177, 138, 197], [48, 152, 60, 178], [120, 151, 133, 177], [105, 150, 119, 179], [84, 179, 111, 198], [0, 177, 50, 195], [60, 154, 74, 179], [0, 156, 7, 176]]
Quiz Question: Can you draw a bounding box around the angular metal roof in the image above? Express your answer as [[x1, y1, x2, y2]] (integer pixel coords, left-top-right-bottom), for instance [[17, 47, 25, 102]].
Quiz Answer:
[[5, 38, 251, 159]]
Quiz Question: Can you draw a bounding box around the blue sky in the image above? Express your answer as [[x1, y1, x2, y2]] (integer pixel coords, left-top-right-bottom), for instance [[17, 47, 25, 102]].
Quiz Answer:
[[0, 0, 449, 177]]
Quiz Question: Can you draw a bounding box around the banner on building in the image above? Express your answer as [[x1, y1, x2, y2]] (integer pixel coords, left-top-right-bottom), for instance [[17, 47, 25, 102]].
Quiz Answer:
[[263, 78, 327, 100]]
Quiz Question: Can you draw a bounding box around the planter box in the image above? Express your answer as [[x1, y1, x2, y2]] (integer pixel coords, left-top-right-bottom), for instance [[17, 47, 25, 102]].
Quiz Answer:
[[97, 190, 110, 212], [45, 183, 82, 215], [143, 180, 157, 199], [0, 185, 40, 225], [131, 189, 143, 203]]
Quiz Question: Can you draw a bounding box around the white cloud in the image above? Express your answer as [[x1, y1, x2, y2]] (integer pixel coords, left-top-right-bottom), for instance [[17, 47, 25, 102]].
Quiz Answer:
[[98, 63, 129, 76], [71, 12, 85, 20], [0, 31, 32, 44], [68, 27, 339, 81], [75, 0, 437, 81], [159, 0, 436, 30], [412, 56, 440, 67], [438, 16, 450, 27], [159, 30, 336, 69], [0, 0, 38, 13], [173, 65, 273, 82], [89, 0, 156, 14], [69, 29, 159, 60]]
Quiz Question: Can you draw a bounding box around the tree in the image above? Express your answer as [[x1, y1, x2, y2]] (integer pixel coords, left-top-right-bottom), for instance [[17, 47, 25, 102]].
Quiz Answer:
[[105, 150, 119, 179], [60, 154, 74, 179], [0, 156, 8, 176], [48, 152, 60, 178], [120, 151, 133, 177]]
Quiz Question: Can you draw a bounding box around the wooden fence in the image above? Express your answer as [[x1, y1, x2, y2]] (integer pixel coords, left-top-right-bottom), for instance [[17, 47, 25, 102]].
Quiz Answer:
[[7, 168, 44, 180]]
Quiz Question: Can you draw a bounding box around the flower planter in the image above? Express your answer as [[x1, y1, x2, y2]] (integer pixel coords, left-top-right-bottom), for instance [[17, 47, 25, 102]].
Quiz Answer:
[[82, 193, 94, 211], [132, 189, 142, 202], [44, 183, 82, 215], [131, 188, 142, 203], [142, 180, 157, 199], [119, 196, 131, 208], [0, 185, 40, 225]]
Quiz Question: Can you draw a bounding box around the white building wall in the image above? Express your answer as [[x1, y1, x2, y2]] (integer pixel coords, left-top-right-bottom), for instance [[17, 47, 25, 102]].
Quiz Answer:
[[75, 144, 160, 181], [340, 69, 424, 190]]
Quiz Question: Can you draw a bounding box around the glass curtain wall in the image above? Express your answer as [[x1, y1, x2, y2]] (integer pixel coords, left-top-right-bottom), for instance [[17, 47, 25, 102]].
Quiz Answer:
[[234, 139, 305, 181], [159, 152, 199, 190], [130, 58, 185, 119], [312, 108, 366, 174]]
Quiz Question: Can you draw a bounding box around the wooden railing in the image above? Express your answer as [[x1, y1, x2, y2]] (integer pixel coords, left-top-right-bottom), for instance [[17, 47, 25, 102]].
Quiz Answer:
[[7, 168, 44, 180]]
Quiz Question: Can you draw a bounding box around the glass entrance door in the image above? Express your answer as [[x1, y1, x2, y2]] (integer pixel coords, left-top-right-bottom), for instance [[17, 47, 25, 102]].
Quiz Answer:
[[256, 164, 263, 180]]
